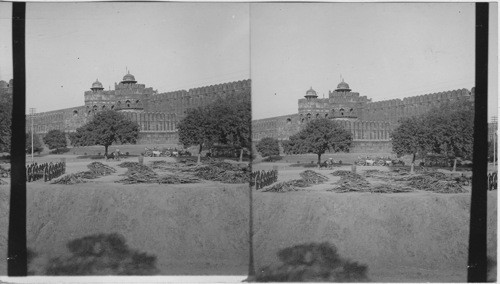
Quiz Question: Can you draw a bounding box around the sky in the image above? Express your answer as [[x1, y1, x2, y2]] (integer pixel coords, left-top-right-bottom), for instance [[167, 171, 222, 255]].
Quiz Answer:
[[0, 3, 497, 120], [250, 3, 498, 121], [0, 2, 250, 113]]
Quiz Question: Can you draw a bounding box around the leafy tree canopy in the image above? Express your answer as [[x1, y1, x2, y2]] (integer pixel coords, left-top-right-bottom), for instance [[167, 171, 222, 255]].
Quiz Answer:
[[392, 98, 474, 161], [43, 129, 67, 150], [282, 118, 352, 164], [178, 106, 218, 156], [69, 110, 139, 155], [391, 116, 431, 160], [178, 95, 251, 162], [256, 137, 280, 157], [424, 99, 474, 160]]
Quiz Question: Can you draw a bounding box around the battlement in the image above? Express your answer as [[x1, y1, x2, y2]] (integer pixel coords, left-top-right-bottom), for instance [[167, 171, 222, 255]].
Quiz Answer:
[[188, 79, 251, 95], [365, 88, 471, 109], [155, 90, 189, 99]]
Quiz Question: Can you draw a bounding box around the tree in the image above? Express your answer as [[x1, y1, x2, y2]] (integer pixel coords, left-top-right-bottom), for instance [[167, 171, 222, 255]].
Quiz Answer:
[[25, 132, 43, 154], [282, 118, 352, 164], [391, 99, 474, 172], [0, 91, 12, 153], [256, 137, 280, 157], [210, 96, 252, 162], [178, 107, 217, 164], [43, 129, 67, 150], [178, 95, 252, 163], [391, 116, 431, 173], [69, 110, 139, 156], [424, 99, 474, 171]]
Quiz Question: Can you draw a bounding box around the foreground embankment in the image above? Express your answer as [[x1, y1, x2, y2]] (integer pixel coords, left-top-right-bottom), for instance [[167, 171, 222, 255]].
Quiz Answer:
[[254, 190, 497, 282], [0, 182, 250, 275]]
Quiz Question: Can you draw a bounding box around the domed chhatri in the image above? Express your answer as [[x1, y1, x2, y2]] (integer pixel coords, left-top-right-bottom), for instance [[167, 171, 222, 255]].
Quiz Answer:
[[91, 79, 104, 91], [305, 86, 318, 98], [335, 79, 351, 92], [121, 71, 137, 84], [91, 79, 104, 90]]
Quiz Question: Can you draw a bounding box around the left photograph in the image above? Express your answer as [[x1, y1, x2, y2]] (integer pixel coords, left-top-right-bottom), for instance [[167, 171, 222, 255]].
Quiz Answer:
[[0, 2, 251, 275]]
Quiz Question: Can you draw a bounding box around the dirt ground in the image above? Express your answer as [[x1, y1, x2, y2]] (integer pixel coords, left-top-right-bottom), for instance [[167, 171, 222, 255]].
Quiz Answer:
[[0, 155, 250, 275], [253, 162, 497, 282]]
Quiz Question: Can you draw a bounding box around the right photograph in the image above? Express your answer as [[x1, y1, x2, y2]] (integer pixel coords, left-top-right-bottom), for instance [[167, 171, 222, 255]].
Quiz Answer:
[[250, 3, 497, 282]]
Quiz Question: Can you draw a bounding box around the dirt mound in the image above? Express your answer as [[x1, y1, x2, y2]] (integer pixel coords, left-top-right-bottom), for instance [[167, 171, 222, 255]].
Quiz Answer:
[[87, 162, 116, 176], [263, 180, 309, 193], [194, 163, 249, 184], [52, 162, 117, 184], [331, 170, 362, 178], [52, 173, 88, 185], [254, 191, 497, 282], [263, 170, 328, 193], [407, 173, 467, 193], [370, 184, 414, 193], [299, 170, 328, 185], [117, 161, 200, 184], [330, 173, 370, 193], [331, 169, 467, 194]]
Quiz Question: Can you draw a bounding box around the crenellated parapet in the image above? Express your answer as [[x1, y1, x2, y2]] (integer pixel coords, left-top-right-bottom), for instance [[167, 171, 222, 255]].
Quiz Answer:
[[361, 88, 472, 121], [188, 79, 251, 96]]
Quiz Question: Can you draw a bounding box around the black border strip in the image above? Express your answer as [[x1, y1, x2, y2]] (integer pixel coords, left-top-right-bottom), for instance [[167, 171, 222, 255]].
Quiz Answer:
[[8, 2, 27, 277], [468, 2, 489, 282]]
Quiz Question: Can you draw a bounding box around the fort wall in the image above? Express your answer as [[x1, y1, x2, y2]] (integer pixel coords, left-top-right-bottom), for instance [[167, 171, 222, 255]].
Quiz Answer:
[[252, 80, 473, 153], [20, 74, 250, 146]]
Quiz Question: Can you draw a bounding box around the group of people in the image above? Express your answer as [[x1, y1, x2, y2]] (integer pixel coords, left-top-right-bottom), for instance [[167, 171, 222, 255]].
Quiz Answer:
[[319, 158, 343, 169], [26, 161, 66, 182], [106, 149, 122, 160], [252, 169, 278, 189]]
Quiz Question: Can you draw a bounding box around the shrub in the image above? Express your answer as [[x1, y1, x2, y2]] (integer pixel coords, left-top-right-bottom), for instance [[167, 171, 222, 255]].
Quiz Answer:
[[256, 137, 280, 157], [256, 242, 369, 282]]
